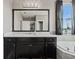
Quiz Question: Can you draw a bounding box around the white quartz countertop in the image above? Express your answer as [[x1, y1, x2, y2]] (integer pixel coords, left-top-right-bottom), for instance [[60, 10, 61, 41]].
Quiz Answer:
[[3, 32, 75, 37], [3, 32, 57, 37]]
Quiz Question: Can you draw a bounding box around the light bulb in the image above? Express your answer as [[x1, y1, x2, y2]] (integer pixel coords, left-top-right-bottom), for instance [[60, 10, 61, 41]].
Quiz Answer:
[[31, 2, 34, 7], [27, 3, 30, 7], [35, 3, 38, 7]]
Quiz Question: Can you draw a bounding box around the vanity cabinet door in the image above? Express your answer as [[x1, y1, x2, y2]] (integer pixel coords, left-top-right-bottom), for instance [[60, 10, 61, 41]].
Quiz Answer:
[[16, 38, 45, 58], [16, 38, 32, 58], [4, 38, 16, 59], [46, 38, 57, 59]]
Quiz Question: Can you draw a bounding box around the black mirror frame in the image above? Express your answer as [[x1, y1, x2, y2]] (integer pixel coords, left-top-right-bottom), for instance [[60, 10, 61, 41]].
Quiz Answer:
[[12, 9, 50, 32]]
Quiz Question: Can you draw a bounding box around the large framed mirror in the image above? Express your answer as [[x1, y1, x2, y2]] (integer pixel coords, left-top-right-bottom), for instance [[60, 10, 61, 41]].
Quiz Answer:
[[12, 9, 49, 32]]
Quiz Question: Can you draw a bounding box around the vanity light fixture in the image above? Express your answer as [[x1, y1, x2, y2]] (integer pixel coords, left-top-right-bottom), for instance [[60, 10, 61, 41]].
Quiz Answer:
[[23, 0, 40, 8]]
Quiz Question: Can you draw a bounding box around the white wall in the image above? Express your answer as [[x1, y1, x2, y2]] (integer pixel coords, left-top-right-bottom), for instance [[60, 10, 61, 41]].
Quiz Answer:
[[3, 0, 56, 34], [3, 0, 13, 33]]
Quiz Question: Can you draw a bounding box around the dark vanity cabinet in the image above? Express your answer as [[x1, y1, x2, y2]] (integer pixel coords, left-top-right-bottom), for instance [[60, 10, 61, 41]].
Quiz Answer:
[[4, 38, 16, 59], [4, 37, 57, 59]]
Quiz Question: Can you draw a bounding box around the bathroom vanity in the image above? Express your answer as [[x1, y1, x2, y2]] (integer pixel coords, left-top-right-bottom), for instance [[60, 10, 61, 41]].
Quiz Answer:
[[4, 37, 57, 59]]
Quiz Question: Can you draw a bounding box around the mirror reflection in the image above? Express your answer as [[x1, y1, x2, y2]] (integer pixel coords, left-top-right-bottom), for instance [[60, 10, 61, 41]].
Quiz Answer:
[[13, 9, 49, 32]]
